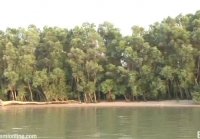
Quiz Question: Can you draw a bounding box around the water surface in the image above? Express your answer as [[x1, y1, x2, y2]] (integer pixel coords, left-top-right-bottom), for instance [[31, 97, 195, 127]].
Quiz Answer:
[[0, 106, 200, 139]]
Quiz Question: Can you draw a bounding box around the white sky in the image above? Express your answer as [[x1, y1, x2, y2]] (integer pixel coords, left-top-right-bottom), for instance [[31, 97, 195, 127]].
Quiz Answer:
[[0, 0, 200, 35]]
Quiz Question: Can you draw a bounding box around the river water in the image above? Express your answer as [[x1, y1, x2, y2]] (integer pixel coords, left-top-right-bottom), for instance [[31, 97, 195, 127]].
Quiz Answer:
[[0, 106, 200, 139]]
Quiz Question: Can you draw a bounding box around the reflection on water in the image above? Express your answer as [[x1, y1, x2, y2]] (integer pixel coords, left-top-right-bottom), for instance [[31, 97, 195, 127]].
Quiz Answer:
[[0, 106, 200, 139]]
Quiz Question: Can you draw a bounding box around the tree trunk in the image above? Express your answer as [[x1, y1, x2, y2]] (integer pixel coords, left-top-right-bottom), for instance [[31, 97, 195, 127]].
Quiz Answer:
[[131, 93, 134, 101], [14, 89, 17, 100], [135, 95, 138, 101], [177, 81, 183, 99], [77, 91, 80, 102], [93, 92, 97, 103], [28, 82, 33, 101], [89, 93, 93, 103], [97, 91, 101, 102], [143, 93, 146, 101], [75, 77, 80, 102], [188, 89, 192, 99], [9, 87, 14, 100], [196, 56, 200, 84], [167, 80, 171, 99], [179, 88, 183, 99], [171, 80, 177, 99], [185, 88, 190, 100], [108, 91, 112, 101], [84, 93, 88, 103], [124, 94, 129, 102], [11, 90, 15, 100]]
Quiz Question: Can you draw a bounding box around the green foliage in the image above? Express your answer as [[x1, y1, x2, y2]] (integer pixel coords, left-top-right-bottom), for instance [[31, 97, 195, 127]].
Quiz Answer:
[[101, 79, 115, 93], [192, 86, 200, 103], [1, 10, 200, 102], [101, 79, 116, 101], [192, 91, 200, 103]]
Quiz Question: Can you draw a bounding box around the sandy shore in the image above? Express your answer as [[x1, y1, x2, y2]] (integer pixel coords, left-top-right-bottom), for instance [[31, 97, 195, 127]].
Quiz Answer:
[[0, 100, 200, 108], [48, 100, 200, 108]]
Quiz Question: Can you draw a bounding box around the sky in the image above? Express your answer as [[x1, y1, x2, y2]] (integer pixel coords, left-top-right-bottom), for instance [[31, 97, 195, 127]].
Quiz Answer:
[[0, 0, 200, 35]]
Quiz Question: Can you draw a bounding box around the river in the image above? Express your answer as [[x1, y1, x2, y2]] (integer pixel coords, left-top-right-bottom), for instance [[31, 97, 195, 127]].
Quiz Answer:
[[0, 106, 200, 139]]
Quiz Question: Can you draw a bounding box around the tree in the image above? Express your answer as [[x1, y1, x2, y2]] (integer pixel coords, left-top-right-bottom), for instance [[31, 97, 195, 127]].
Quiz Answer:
[[68, 23, 105, 102], [3, 42, 19, 100], [33, 69, 49, 101], [0, 10, 200, 102], [101, 79, 116, 101], [98, 22, 122, 66], [18, 25, 40, 101]]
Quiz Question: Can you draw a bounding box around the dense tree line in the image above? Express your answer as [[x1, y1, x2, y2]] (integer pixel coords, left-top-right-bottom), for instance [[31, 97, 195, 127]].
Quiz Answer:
[[1, 11, 200, 102]]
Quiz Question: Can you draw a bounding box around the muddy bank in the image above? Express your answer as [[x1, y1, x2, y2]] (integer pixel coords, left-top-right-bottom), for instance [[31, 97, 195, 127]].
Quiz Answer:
[[0, 100, 199, 108]]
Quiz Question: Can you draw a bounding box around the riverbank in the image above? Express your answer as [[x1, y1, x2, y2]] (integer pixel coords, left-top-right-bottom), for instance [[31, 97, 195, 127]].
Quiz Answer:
[[0, 100, 200, 107]]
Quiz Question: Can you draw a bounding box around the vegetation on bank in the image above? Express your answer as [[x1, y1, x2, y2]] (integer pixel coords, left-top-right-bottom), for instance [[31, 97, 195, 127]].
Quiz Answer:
[[0, 11, 200, 103]]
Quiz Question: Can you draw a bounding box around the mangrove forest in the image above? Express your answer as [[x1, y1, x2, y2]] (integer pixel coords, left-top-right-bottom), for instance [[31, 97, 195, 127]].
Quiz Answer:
[[1, 10, 200, 103]]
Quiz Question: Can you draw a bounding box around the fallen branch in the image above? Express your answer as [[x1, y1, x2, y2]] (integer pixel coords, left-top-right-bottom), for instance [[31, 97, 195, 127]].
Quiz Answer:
[[0, 99, 79, 106]]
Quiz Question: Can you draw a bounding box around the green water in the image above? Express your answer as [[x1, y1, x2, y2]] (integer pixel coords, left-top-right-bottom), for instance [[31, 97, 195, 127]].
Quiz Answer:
[[0, 106, 200, 139]]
